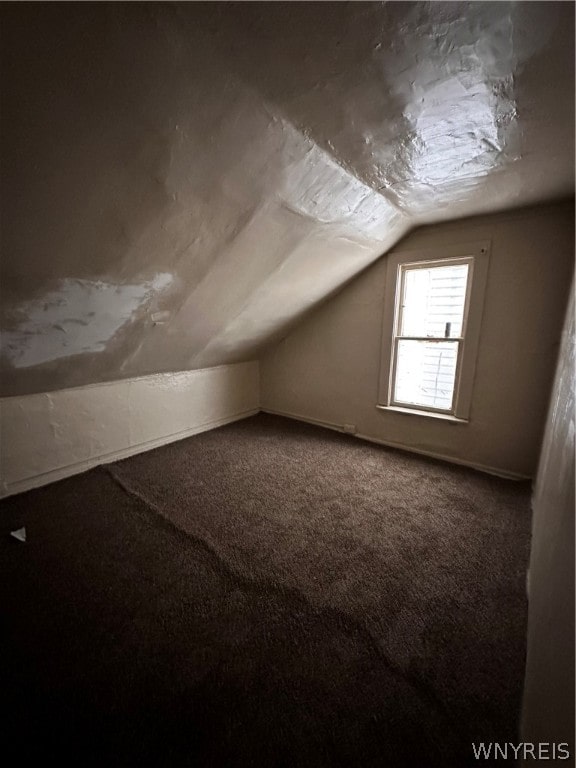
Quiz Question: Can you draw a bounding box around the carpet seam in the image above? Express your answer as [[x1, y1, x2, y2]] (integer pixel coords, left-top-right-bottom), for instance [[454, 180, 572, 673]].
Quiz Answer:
[[103, 464, 468, 748]]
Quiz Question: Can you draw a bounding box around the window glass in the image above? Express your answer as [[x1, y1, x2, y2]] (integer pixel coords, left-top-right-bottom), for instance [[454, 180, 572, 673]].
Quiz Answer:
[[379, 244, 489, 421], [394, 339, 458, 410], [400, 263, 469, 338]]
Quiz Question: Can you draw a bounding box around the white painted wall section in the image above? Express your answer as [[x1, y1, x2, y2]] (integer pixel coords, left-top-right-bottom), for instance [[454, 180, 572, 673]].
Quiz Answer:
[[521, 282, 575, 759], [0, 362, 259, 498]]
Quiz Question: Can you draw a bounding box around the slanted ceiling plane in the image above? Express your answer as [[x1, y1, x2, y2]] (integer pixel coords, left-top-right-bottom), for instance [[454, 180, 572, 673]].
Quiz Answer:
[[1, 2, 574, 396]]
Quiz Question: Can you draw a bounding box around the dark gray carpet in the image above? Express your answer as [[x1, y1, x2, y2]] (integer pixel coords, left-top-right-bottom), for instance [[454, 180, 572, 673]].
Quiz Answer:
[[0, 413, 531, 767]]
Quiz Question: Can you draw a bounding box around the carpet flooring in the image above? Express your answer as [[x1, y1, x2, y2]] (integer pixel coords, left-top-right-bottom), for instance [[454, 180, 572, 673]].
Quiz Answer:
[[0, 413, 532, 767]]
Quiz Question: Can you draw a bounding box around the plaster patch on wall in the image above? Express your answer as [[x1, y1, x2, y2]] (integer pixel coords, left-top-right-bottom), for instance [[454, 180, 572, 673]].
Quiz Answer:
[[1, 273, 173, 369], [279, 121, 404, 238]]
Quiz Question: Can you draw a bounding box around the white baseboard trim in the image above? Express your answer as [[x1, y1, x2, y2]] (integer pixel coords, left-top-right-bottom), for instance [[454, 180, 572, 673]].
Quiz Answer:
[[1, 362, 260, 499], [2, 408, 258, 499], [261, 407, 530, 481]]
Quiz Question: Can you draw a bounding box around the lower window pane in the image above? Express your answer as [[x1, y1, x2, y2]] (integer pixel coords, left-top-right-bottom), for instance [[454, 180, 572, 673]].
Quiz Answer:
[[394, 340, 458, 410]]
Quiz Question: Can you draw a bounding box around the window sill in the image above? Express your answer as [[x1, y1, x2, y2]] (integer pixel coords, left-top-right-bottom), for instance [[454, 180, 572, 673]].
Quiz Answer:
[[376, 405, 469, 423]]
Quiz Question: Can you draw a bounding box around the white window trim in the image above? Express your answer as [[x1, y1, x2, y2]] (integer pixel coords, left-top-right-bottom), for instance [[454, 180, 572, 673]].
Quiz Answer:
[[377, 240, 490, 422]]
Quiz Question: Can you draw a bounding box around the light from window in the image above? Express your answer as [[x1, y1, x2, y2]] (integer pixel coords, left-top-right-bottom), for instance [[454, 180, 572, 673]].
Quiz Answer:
[[378, 242, 489, 422], [391, 258, 473, 414]]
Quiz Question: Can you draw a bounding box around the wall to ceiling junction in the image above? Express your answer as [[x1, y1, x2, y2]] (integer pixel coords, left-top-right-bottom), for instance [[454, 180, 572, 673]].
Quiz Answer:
[[260, 202, 574, 478], [1, 2, 573, 397]]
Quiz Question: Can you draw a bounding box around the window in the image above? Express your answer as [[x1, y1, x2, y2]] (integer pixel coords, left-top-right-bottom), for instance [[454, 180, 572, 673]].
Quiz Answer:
[[378, 241, 490, 421]]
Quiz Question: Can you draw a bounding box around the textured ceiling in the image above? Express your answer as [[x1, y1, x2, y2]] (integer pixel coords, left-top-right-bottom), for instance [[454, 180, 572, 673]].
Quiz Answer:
[[1, 2, 574, 396]]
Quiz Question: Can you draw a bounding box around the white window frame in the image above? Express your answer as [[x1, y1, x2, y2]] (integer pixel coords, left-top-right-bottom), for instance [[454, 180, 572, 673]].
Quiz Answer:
[[377, 241, 490, 422]]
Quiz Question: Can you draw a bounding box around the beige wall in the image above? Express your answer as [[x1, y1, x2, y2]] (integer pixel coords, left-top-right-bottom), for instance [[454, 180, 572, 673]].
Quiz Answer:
[[261, 202, 574, 478], [521, 283, 575, 764]]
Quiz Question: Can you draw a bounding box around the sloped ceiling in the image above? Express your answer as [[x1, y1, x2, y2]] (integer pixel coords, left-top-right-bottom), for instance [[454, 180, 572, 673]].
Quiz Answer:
[[1, 2, 574, 396]]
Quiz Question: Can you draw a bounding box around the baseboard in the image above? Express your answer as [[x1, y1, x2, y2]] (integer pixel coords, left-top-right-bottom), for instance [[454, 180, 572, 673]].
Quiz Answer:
[[261, 407, 530, 481], [2, 408, 258, 499], [1, 362, 259, 499]]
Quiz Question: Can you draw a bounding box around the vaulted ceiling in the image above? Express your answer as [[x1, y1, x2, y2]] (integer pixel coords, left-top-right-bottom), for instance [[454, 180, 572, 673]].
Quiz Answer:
[[1, 2, 574, 396]]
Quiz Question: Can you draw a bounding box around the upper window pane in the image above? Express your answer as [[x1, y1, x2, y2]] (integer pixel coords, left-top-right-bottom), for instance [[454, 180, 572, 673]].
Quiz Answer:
[[400, 262, 469, 338]]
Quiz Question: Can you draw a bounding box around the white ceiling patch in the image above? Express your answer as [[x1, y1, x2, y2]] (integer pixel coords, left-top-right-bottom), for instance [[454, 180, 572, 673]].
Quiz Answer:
[[1, 273, 173, 369]]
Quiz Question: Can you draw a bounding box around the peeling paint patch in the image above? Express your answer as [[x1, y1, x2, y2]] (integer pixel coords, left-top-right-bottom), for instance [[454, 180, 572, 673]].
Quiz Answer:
[[1, 274, 173, 368]]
